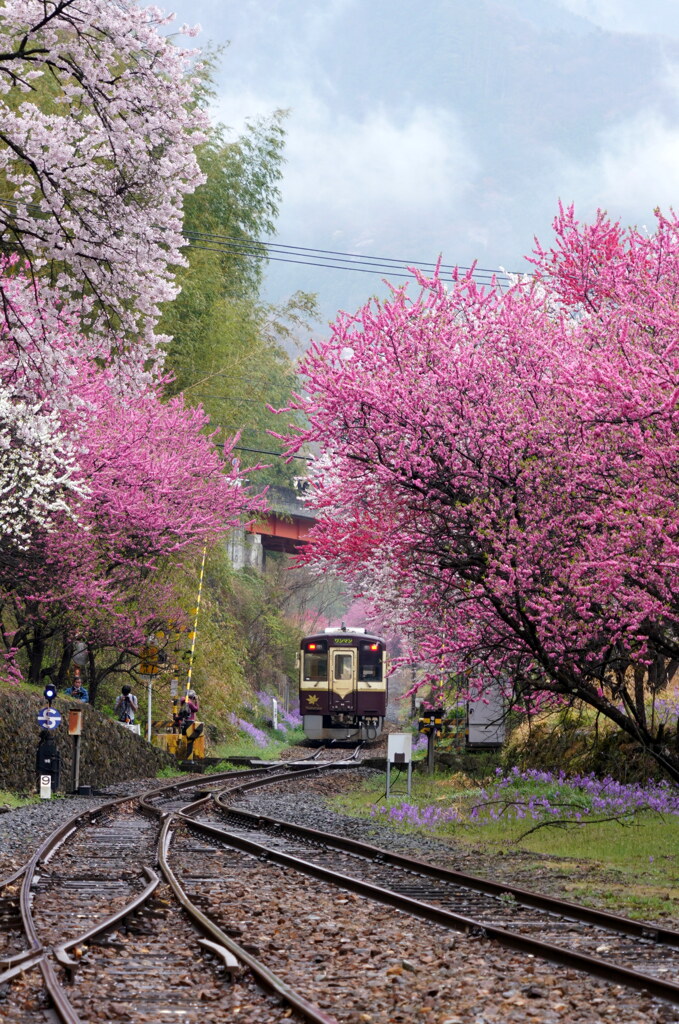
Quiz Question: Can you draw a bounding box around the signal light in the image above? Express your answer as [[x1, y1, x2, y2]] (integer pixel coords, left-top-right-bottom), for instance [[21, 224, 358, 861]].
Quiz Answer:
[[43, 684, 57, 702]]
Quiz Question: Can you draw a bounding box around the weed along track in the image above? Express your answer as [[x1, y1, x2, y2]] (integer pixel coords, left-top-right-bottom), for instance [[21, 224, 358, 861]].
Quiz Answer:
[[1, 760, 678, 1023]]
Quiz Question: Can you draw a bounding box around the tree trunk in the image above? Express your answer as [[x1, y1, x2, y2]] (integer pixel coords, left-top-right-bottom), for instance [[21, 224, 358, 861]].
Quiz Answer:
[[56, 640, 72, 688], [28, 628, 44, 685], [88, 649, 98, 706], [565, 684, 679, 784]]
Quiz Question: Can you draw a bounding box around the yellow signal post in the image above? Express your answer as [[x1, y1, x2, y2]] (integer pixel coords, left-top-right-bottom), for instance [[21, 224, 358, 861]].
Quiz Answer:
[[179, 545, 207, 760], [184, 546, 207, 700], [150, 548, 207, 760]]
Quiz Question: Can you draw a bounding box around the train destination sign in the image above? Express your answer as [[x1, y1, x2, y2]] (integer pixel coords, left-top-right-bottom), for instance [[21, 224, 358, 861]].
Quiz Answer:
[[37, 707, 62, 730]]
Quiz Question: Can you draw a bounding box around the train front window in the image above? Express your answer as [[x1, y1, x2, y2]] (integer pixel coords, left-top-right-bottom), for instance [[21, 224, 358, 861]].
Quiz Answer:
[[303, 651, 327, 683], [333, 652, 354, 681], [360, 645, 382, 682]]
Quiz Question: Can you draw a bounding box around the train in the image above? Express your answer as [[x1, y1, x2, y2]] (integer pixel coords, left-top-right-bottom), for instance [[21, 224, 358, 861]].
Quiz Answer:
[[298, 625, 387, 742]]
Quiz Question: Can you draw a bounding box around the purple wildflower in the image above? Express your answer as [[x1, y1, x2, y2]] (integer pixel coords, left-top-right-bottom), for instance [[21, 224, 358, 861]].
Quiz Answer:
[[228, 713, 268, 748]]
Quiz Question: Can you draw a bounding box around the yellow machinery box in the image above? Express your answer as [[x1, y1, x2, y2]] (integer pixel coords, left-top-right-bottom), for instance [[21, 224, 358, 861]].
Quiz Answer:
[[152, 732, 205, 760]]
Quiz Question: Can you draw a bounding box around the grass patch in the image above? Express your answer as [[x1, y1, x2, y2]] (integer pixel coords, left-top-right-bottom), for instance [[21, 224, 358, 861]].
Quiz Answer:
[[0, 789, 40, 808], [331, 768, 679, 922], [211, 725, 306, 761], [156, 764, 186, 778], [211, 735, 280, 760], [204, 760, 242, 773]]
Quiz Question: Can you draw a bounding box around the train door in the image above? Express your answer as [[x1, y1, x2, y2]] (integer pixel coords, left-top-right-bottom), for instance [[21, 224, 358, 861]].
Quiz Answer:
[[328, 647, 357, 712]]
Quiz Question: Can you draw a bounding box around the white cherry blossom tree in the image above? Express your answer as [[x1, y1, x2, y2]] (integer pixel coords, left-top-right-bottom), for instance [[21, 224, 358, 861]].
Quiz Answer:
[[0, 0, 207, 559], [0, 0, 207, 361]]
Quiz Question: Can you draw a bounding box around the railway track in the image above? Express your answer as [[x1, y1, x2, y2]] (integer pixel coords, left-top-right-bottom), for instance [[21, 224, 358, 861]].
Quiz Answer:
[[1, 754, 677, 1022], [200, 786, 679, 995], [175, 771, 679, 1010], [0, 754, 355, 1024]]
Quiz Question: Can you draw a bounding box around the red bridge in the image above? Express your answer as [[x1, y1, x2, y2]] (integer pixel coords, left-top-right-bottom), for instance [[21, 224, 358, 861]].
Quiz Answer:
[[247, 484, 316, 555]]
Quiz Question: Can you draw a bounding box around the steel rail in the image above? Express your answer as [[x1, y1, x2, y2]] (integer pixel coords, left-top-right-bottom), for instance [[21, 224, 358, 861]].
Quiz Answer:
[[207, 761, 357, 799], [40, 957, 83, 1024], [15, 792, 160, 1024], [2, 763, 355, 1021], [136, 756, 331, 811], [215, 800, 679, 947], [137, 767, 298, 820], [0, 861, 30, 890], [138, 759, 355, 821], [0, 951, 47, 985], [53, 866, 161, 977], [138, 763, 287, 805], [155, 811, 340, 1024], [18, 796, 134, 957], [180, 809, 679, 1006], [8, 774, 249, 1023]]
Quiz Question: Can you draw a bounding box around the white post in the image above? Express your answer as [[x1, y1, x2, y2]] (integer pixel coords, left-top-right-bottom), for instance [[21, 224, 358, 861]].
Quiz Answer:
[[72, 735, 81, 793], [272, 697, 278, 731], [40, 774, 52, 800], [147, 676, 152, 742], [386, 734, 412, 798]]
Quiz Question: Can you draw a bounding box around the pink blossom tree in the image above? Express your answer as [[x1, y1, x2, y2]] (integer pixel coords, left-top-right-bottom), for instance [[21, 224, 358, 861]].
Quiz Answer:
[[0, 6, 277, 699], [0, 255, 90, 563], [0, 265, 265, 697], [0, 0, 211, 572], [281, 207, 679, 782]]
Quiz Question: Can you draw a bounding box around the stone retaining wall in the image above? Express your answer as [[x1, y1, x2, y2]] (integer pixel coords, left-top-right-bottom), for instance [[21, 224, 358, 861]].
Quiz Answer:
[[0, 691, 174, 793]]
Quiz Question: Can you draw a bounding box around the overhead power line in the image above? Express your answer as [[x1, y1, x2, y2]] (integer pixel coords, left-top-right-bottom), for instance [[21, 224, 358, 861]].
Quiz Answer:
[[184, 230, 512, 285], [184, 228, 510, 278], [232, 444, 313, 462], [0, 195, 514, 286]]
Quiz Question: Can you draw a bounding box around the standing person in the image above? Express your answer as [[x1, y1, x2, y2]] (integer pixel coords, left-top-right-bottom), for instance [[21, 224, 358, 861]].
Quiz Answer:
[[65, 667, 89, 702], [115, 684, 138, 725], [176, 689, 199, 734]]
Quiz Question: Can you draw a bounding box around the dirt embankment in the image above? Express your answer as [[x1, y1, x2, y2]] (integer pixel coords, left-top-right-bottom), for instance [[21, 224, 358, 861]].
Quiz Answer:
[[0, 690, 173, 793]]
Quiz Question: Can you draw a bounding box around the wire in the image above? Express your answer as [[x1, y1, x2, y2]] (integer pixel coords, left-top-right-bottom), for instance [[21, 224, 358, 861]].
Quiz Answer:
[[186, 241, 499, 282], [231, 444, 313, 462], [185, 229, 510, 279], [0, 194, 514, 285], [186, 238, 510, 284]]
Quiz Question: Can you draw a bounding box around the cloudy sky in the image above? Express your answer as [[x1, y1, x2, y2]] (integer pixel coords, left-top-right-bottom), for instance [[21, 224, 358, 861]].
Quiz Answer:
[[165, 0, 679, 328]]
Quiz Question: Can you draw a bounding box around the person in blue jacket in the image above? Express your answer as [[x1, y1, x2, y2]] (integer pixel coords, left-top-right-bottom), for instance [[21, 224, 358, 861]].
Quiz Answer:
[[65, 667, 89, 702]]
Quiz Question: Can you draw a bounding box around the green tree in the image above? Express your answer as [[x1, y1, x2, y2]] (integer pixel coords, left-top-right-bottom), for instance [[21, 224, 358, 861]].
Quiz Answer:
[[162, 112, 317, 486]]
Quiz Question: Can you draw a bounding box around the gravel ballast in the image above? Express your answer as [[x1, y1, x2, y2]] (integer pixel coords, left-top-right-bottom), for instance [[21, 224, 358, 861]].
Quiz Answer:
[[1, 767, 678, 1022], [0, 776, 191, 877]]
